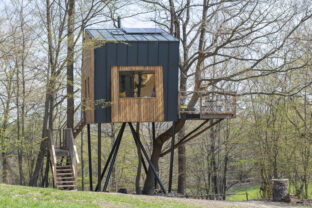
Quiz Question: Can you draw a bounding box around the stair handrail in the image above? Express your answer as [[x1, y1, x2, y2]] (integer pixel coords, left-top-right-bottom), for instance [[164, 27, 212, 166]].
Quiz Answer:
[[64, 128, 80, 184], [48, 129, 58, 187]]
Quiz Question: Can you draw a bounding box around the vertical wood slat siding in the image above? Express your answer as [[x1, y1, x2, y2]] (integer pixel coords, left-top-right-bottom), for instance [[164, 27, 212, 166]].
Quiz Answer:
[[111, 66, 164, 122], [81, 34, 95, 123]]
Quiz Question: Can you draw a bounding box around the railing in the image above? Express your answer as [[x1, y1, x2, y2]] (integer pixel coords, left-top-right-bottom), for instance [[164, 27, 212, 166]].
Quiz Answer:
[[184, 192, 249, 201], [178, 91, 236, 118], [64, 128, 80, 184], [48, 128, 80, 185], [50, 129, 64, 150], [48, 130, 58, 187]]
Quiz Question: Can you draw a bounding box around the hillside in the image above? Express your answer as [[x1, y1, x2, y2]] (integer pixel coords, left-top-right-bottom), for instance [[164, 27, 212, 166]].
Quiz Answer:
[[0, 184, 309, 208]]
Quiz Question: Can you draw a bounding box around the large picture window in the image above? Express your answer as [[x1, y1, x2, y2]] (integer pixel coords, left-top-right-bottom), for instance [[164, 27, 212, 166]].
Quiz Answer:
[[119, 71, 156, 98]]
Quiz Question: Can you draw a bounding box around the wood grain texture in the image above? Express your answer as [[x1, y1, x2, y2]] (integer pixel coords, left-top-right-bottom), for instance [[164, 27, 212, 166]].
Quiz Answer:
[[81, 34, 95, 124], [111, 66, 164, 122]]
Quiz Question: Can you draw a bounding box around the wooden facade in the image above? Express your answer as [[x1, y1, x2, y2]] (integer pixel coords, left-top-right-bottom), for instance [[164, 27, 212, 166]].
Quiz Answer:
[[111, 66, 164, 122], [81, 34, 95, 123], [81, 28, 179, 124]]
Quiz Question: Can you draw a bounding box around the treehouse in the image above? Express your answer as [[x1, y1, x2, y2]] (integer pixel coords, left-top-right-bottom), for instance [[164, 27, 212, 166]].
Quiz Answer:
[[82, 28, 179, 124], [48, 26, 237, 193]]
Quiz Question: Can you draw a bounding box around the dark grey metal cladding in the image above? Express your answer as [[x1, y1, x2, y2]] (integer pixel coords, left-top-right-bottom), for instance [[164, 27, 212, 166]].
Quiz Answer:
[[93, 39, 179, 123], [168, 41, 179, 121], [158, 42, 169, 120]]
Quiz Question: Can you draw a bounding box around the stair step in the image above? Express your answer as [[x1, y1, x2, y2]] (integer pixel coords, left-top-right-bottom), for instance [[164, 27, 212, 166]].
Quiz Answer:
[[56, 168, 72, 171], [56, 165, 72, 169], [56, 170, 72, 174], [57, 176, 74, 180], [56, 181, 75, 184], [57, 184, 77, 188], [56, 172, 73, 176]]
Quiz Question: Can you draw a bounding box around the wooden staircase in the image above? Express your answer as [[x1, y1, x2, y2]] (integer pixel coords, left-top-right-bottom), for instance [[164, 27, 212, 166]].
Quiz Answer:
[[73, 119, 86, 138], [48, 129, 80, 190]]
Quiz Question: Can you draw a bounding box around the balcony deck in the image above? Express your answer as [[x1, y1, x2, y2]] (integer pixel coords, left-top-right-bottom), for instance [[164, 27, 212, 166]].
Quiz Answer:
[[178, 91, 236, 120]]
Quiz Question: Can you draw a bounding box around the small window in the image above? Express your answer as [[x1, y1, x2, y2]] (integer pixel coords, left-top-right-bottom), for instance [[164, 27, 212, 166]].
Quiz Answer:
[[85, 79, 87, 98], [87, 77, 90, 98], [119, 71, 156, 98]]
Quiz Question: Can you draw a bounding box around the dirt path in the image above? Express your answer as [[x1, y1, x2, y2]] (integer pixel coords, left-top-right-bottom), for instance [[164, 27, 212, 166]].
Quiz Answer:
[[174, 198, 307, 208], [133, 194, 308, 208]]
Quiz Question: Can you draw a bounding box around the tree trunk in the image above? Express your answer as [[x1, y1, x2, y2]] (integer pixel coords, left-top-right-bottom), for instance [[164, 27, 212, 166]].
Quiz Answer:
[[210, 120, 218, 195], [41, 153, 50, 187], [0, 69, 14, 184], [67, 0, 75, 129], [29, 0, 55, 186], [2, 153, 8, 184], [142, 140, 163, 195], [142, 117, 186, 194], [222, 153, 229, 200], [16, 60, 24, 185], [29, 89, 51, 186]]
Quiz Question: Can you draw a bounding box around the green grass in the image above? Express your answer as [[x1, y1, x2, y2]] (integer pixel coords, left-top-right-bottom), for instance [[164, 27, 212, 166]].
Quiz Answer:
[[0, 184, 202, 208], [227, 183, 312, 201], [227, 185, 261, 201]]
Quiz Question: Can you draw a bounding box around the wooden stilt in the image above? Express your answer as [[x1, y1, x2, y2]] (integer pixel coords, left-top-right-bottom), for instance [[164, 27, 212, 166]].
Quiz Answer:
[[95, 123, 126, 191], [168, 121, 176, 193], [87, 124, 93, 191], [98, 123, 101, 191], [81, 128, 84, 191], [103, 123, 126, 192], [152, 122, 157, 189]]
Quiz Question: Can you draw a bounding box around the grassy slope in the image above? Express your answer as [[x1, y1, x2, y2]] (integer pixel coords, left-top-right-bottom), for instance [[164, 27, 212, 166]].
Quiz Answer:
[[228, 184, 312, 201], [0, 184, 202, 208], [227, 185, 261, 201]]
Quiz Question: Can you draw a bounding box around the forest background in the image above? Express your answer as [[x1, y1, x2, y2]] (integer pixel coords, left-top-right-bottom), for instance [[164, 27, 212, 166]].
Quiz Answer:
[[0, 0, 312, 200]]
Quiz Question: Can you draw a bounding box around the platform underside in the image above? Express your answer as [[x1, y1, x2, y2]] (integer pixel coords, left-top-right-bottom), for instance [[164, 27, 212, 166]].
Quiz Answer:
[[179, 112, 235, 120]]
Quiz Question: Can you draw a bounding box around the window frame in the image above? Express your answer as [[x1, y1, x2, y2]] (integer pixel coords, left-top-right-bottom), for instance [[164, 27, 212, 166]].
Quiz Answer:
[[118, 70, 156, 98]]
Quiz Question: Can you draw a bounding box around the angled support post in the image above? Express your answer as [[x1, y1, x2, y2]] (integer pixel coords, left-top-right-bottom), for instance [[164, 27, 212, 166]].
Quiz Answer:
[[95, 123, 126, 191], [103, 123, 126, 192], [97, 123, 101, 191], [87, 124, 93, 191], [128, 122, 167, 194], [168, 121, 176, 193]]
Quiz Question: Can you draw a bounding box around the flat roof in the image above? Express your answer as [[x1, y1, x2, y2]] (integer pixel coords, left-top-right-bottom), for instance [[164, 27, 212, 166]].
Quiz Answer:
[[85, 28, 179, 42]]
